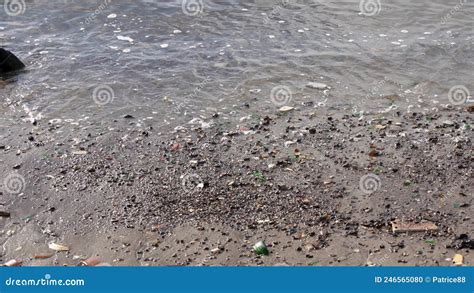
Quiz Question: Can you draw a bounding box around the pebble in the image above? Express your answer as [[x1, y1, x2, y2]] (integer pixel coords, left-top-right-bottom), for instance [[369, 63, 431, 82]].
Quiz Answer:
[[284, 141, 297, 148], [279, 106, 294, 112], [107, 14, 117, 19], [160, 44, 169, 49], [117, 36, 134, 43], [210, 247, 222, 254], [306, 82, 328, 90], [443, 120, 454, 126]]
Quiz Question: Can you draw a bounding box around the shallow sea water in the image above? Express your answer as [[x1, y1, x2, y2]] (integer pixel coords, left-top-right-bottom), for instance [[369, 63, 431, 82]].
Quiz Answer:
[[0, 0, 473, 137]]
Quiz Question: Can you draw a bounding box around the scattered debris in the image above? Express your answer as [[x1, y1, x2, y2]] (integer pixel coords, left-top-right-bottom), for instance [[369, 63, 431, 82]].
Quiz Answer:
[[252, 171, 266, 182], [48, 242, 70, 252], [453, 254, 463, 266], [117, 36, 134, 43], [391, 221, 438, 233], [279, 106, 294, 112], [306, 82, 328, 90], [3, 259, 22, 267], [34, 253, 54, 259], [368, 149, 381, 157], [253, 241, 269, 256], [0, 211, 10, 217], [448, 234, 474, 249], [210, 247, 222, 254], [80, 258, 103, 266], [304, 243, 315, 252]]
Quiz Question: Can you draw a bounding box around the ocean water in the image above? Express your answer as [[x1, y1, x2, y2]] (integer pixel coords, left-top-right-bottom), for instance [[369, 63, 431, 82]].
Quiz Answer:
[[0, 0, 473, 137]]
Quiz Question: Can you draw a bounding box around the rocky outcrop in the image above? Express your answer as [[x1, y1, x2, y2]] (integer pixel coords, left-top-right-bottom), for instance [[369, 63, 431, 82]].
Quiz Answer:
[[0, 48, 25, 74]]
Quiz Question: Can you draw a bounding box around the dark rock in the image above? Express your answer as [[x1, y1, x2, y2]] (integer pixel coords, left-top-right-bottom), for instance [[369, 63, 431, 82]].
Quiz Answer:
[[0, 48, 25, 74], [448, 234, 474, 249], [0, 211, 10, 217]]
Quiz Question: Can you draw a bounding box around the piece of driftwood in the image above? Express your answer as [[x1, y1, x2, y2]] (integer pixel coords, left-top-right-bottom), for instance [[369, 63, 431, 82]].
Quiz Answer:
[[391, 221, 438, 233]]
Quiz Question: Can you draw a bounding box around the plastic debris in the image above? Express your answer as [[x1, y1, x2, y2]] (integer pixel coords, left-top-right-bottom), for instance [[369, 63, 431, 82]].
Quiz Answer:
[[253, 241, 269, 255], [453, 254, 463, 266]]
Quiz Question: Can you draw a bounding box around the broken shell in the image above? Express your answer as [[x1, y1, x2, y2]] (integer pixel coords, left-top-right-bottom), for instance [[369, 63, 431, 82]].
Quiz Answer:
[[80, 258, 102, 266], [4, 259, 22, 267], [48, 242, 70, 252]]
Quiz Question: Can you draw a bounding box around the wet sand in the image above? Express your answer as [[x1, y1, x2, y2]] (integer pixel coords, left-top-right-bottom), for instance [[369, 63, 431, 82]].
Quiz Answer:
[[0, 101, 472, 266]]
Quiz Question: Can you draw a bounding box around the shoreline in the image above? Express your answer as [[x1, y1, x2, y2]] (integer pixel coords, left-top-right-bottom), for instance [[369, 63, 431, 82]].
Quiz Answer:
[[0, 103, 472, 266]]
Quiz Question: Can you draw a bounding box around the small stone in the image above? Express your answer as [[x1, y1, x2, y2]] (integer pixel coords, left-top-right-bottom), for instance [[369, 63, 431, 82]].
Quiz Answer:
[[304, 244, 315, 252], [107, 13, 117, 19], [210, 247, 222, 254], [306, 82, 328, 90], [279, 106, 294, 112], [160, 44, 169, 49], [284, 140, 296, 148], [123, 114, 134, 119], [117, 36, 134, 43], [0, 211, 10, 217]]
